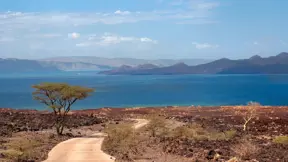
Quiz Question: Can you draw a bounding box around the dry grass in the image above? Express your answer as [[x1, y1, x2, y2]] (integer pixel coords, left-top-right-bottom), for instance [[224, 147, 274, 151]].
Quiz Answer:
[[273, 136, 288, 144], [145, 115, 168, 137], [168, 123, 237, 141], [0, 132, 69, 161], [224, 129, 237, 139], [0, 149, 23, 160], [231, 139, 260, 160], [102, 123, 147, 161]]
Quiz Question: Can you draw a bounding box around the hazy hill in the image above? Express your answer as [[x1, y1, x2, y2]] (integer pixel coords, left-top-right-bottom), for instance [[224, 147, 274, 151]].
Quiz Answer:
[[100, 52, 288, 75], [102, 64, 160, 74], [41, 56, 212, 67], [39, 61, 112, 71], [0, 58, 59, 73]]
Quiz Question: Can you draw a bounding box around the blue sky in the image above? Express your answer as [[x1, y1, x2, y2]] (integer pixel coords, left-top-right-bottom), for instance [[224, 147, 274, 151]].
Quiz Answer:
[[0, 0, 287, 59]]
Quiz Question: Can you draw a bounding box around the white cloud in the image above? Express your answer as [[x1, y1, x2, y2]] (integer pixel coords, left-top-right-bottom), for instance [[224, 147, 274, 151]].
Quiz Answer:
[[76, 33, 158, 47], [0, 3, 219, 32], [42, 33, 62, 38], [140, 37, 158, 44], [192, 42, 219, 49], [0, 37, 15, 42], [26, 33, 62, 38], [253, 41, 259, 45], [88, 34, 97, 40], [76, 42, 92, 47], [114, 10, 131, 15], [68, 32, 80, 39]]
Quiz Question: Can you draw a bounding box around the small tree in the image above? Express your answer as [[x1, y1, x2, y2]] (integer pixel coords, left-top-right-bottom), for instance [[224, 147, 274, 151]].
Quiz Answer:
[[146, 114, 167, 137], [236, 101, 260, 131], [32, 83, 94, 135]]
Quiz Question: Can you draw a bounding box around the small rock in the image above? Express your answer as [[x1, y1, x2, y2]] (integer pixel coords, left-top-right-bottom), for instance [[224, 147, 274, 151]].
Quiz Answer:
[[66, 132, 74, 137], [206, 150, 217, 160], [0, 153, 5, 158]]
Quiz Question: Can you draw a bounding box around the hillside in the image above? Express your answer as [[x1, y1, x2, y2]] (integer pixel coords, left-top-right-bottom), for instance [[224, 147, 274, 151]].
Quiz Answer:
[[0, 58, 59, 73], [39, 61, 112, 71], [100, 52, 288, 75]]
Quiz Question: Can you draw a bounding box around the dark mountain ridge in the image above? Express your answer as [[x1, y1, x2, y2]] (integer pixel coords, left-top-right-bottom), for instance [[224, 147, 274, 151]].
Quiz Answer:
[[100, 52, 288, 75]]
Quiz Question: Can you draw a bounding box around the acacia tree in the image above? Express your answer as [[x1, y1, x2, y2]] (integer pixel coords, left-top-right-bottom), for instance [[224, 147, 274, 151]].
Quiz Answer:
[[32, 83, 94, 135], [236, 101, 260, 131]]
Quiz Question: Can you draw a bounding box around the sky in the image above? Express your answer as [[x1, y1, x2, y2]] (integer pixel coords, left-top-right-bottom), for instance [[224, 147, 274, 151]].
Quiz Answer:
[[0, 0, 287, 60]]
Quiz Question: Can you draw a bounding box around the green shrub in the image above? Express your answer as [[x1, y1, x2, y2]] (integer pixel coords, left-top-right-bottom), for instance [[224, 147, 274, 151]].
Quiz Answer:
[[273, 136, 288, 144]]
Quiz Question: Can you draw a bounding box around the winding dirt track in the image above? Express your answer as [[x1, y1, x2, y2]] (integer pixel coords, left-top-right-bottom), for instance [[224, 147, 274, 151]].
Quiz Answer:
[[44, 119, 149, 162]]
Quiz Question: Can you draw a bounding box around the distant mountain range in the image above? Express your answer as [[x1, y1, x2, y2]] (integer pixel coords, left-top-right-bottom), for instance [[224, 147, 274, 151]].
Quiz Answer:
[[0, 58, 59, 73], [0, 56, 211, 73], [40, 61, 112, 71], [41, 56, 212, 67], [100, 52, 288, 75], [2, 53, 288, 74]]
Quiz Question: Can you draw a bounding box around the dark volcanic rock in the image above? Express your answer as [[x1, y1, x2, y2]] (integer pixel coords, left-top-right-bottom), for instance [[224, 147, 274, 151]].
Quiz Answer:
[[0, 110, 103, 136]]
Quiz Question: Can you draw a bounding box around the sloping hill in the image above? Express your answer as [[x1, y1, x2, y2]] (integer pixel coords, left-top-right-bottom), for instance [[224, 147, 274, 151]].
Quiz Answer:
[[100, 52, 288, 75], [0, 58, 59, 73]]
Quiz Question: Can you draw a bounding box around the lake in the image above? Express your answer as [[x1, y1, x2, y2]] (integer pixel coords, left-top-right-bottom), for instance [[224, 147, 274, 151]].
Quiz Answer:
[[0, 72, 288, 110]]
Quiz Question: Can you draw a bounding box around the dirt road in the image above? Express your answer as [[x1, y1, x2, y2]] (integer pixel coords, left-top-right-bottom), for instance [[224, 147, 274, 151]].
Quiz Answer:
[[44, 119, 149, 162]]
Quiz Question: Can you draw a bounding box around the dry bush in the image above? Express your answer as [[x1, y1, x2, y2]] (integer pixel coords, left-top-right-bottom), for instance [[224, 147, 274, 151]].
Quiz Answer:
[[273, 136, 288, 144], [145, 115, 168, 137], [0, 132, 69, 161], [169, 123, 236, 141], [1, 135, 43, 161], [102, 123, 147, 161], [170, 125, 195, 139], [235, 101, 260, 131], [223, 129, 237, 140], [196, 106, 202, 112], [0, 149, 23, 160], [231, 139, 260, 160]]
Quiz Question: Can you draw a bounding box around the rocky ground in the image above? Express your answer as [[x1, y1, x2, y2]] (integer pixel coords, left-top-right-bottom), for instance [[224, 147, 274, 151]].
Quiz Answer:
[[0, 106, 287, 162], [0, 108, 106, 162]]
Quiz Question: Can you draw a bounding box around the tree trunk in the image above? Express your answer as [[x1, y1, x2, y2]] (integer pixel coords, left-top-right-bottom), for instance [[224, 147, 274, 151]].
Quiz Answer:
[[56, 123, 65, 135], [55, 115, 66, 135]]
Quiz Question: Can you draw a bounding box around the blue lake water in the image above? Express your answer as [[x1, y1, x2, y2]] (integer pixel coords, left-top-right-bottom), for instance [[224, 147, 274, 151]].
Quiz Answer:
[[0, 72, 288, 110]]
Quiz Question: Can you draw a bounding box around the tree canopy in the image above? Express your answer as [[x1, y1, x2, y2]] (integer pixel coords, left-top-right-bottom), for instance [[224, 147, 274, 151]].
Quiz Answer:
[[32, 82, 94, 134]]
